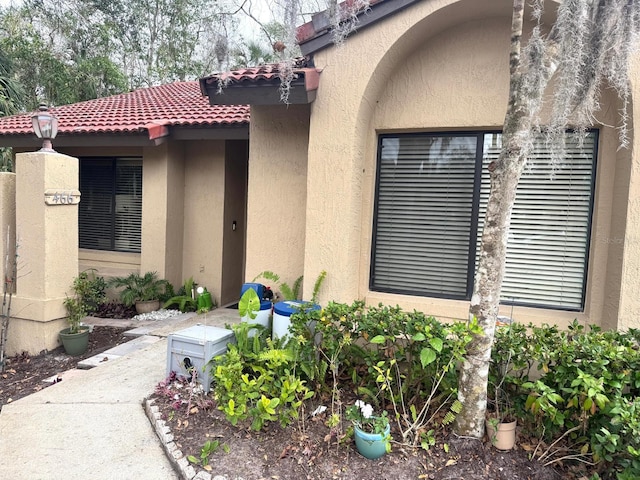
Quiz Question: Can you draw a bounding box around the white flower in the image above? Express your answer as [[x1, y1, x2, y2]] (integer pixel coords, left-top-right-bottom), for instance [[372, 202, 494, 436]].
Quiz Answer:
[[360, 403, 374, 419], [354, 400, 366, 409]]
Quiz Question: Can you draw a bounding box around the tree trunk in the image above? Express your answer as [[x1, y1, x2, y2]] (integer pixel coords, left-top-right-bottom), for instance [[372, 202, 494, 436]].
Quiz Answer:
[[453, 0, 530, 438]]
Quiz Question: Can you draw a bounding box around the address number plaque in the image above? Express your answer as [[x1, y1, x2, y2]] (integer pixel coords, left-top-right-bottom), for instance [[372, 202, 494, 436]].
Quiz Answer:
[[44, 189, 81, 205]]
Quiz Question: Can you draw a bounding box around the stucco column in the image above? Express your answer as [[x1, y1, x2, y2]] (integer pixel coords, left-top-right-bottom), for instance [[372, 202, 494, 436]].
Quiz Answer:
[[0, 172, 16, 295], [140, 143, 185, 287], [9, 151, 79, 355]]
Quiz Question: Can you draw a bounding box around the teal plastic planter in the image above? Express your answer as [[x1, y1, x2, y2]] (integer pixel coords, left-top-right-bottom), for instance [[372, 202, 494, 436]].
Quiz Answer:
[[354, 422, 390, 460]]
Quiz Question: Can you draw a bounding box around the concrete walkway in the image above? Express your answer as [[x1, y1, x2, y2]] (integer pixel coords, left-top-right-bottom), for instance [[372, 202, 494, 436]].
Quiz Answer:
[[0, 308, 240, 480]]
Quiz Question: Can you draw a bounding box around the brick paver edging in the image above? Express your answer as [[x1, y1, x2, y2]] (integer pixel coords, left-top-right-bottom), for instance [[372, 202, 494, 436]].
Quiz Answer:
[[144, 397, 214, 480]]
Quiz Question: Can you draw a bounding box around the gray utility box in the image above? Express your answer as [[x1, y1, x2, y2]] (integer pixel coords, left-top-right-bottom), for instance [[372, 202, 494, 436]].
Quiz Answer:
[[166, 324, 235, 392]]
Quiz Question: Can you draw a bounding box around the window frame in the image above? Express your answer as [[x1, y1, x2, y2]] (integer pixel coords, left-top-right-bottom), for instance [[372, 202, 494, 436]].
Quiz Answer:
[[79, 156, 143, 254], [369, 130, 598, 312]]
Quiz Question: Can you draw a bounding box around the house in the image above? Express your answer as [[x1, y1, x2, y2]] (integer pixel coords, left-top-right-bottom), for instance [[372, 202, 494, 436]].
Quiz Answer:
[[199, 0, 640, 332], [0, 81, 250, 308], [1, 0, 638, 354]]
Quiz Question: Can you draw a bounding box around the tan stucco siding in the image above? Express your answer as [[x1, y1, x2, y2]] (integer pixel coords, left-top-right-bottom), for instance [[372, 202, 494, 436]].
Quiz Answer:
[[0, 173, 15, 292], [182, 141, 226, 304], [299, 0, 632, 328], [141, 141, 185, 287], [616, 54, 640, 331], [305, 0, 514, 304], [244, 105, 309, 294]]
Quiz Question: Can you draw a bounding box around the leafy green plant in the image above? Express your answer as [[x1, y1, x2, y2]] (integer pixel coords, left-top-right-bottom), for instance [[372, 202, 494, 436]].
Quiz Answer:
[[289, 301, 480, 447], [210, 322, 313, 431], [187, 439, 220, 468], [163, 277, 197, 312], [238, 287, 260, 320], [252, 270, 302, 301], [108, 271, 169, 306], [63, 295, 87, 334], [72, 269, 106, 314]]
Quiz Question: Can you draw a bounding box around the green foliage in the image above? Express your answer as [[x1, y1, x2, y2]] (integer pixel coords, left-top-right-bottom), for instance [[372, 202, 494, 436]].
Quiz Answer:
[[252, 270, 302, 301], [163, 277, 197, 312], [63, 269, 106, 333], [210, 322, 313, 431], [288, 301, 480, 446], [251, 270, 326, 302], [63, 295, 87, 334], [238, 287, 260, 320], [108, 271, 169, 306], [492, 321, 640, 475], [72, 269, 107, 315], [187, 439, 220, 466]]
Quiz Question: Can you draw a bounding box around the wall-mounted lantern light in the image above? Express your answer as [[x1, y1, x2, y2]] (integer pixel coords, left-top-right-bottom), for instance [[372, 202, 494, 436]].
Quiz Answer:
[[31, 103, 58, 152]]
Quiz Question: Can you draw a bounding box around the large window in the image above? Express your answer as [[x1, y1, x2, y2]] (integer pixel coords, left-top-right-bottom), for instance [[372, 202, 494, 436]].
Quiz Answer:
[[370, 132, 597, 311], [79, 157, 143, 253]]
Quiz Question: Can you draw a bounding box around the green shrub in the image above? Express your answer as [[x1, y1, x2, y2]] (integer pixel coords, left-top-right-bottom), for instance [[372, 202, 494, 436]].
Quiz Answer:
[[210, 322, 313, 431]]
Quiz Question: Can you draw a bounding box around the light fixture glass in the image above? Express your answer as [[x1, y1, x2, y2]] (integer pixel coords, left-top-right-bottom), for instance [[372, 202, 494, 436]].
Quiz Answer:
[[31, 103, 58, 151]]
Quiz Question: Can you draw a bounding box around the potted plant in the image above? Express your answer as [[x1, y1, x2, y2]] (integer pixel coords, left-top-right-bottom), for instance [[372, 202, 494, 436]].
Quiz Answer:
[[486, 384, 517, 450], [485, 320, 529, 450], [108, 271, 169, 314], [59, 295, 90, 356], [345, 400, 391, 459]]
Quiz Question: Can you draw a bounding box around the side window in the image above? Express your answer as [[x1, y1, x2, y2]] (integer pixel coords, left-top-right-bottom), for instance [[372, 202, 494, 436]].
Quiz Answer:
[[79, 157, 142, 253]]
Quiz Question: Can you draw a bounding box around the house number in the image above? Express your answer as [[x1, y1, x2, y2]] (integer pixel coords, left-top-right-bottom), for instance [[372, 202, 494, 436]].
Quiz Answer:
[[44, 189, 81, 205]]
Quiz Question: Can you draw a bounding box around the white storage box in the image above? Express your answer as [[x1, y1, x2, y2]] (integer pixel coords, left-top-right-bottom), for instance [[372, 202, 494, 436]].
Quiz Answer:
[[166, 324, 235, 392]]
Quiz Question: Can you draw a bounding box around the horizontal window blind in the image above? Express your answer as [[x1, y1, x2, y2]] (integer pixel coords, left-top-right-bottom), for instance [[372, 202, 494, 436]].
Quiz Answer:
[[371, 131, 596, 311], [479, 133, 595, 309], [372, 135, 478, 298], [79, 158, 142, 253], [115, 161, 143, 252]]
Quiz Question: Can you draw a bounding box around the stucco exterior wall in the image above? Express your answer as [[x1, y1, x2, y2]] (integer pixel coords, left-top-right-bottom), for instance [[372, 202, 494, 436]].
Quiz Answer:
[[297, 0, 633, 328], [182, 140, 226, 304], [0, 173, 15, 293], [616, 54, 640, 331], [9, 152, 79, 355], [244, 105, 310, 296], [141, 141, 185, 287]]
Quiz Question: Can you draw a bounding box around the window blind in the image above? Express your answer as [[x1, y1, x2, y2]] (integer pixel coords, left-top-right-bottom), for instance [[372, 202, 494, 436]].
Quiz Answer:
[[79, 157, 143, 253], [371, 131, 596, 311], [478, 133, 595, 309], [371, 135, 478, 297]]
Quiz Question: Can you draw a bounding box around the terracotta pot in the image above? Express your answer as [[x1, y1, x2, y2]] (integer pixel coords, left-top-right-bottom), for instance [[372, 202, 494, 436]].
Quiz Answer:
[[486, 419, 517, 450], [135, 299, 160, 314]]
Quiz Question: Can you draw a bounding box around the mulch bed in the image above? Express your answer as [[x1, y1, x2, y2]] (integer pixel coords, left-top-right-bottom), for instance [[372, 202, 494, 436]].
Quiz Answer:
[[150, 376, 568, 480], [0, 326, 129, 410]]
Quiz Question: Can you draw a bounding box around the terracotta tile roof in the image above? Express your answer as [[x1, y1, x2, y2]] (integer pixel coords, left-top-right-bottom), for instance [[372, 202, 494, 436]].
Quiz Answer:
[[200, 58, 320, 105], [200, 58, 319, 90], [0, 81, 249, 140]]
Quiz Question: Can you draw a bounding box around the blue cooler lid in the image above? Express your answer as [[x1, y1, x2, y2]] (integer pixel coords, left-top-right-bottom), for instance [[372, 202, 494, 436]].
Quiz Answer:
[[259, 300, 272, 311], [274, 301, 321, 317], [241, 282, 264, 300]]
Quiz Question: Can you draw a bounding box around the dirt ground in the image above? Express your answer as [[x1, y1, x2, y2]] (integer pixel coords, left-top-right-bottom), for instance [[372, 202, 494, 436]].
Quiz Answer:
[[0, 326, 129, 410], [150, 376, 579, 480]]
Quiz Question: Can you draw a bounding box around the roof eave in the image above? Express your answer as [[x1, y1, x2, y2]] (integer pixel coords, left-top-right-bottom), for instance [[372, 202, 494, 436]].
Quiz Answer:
[[201, 76, 317, 106], [298, 0, 423, 56]]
